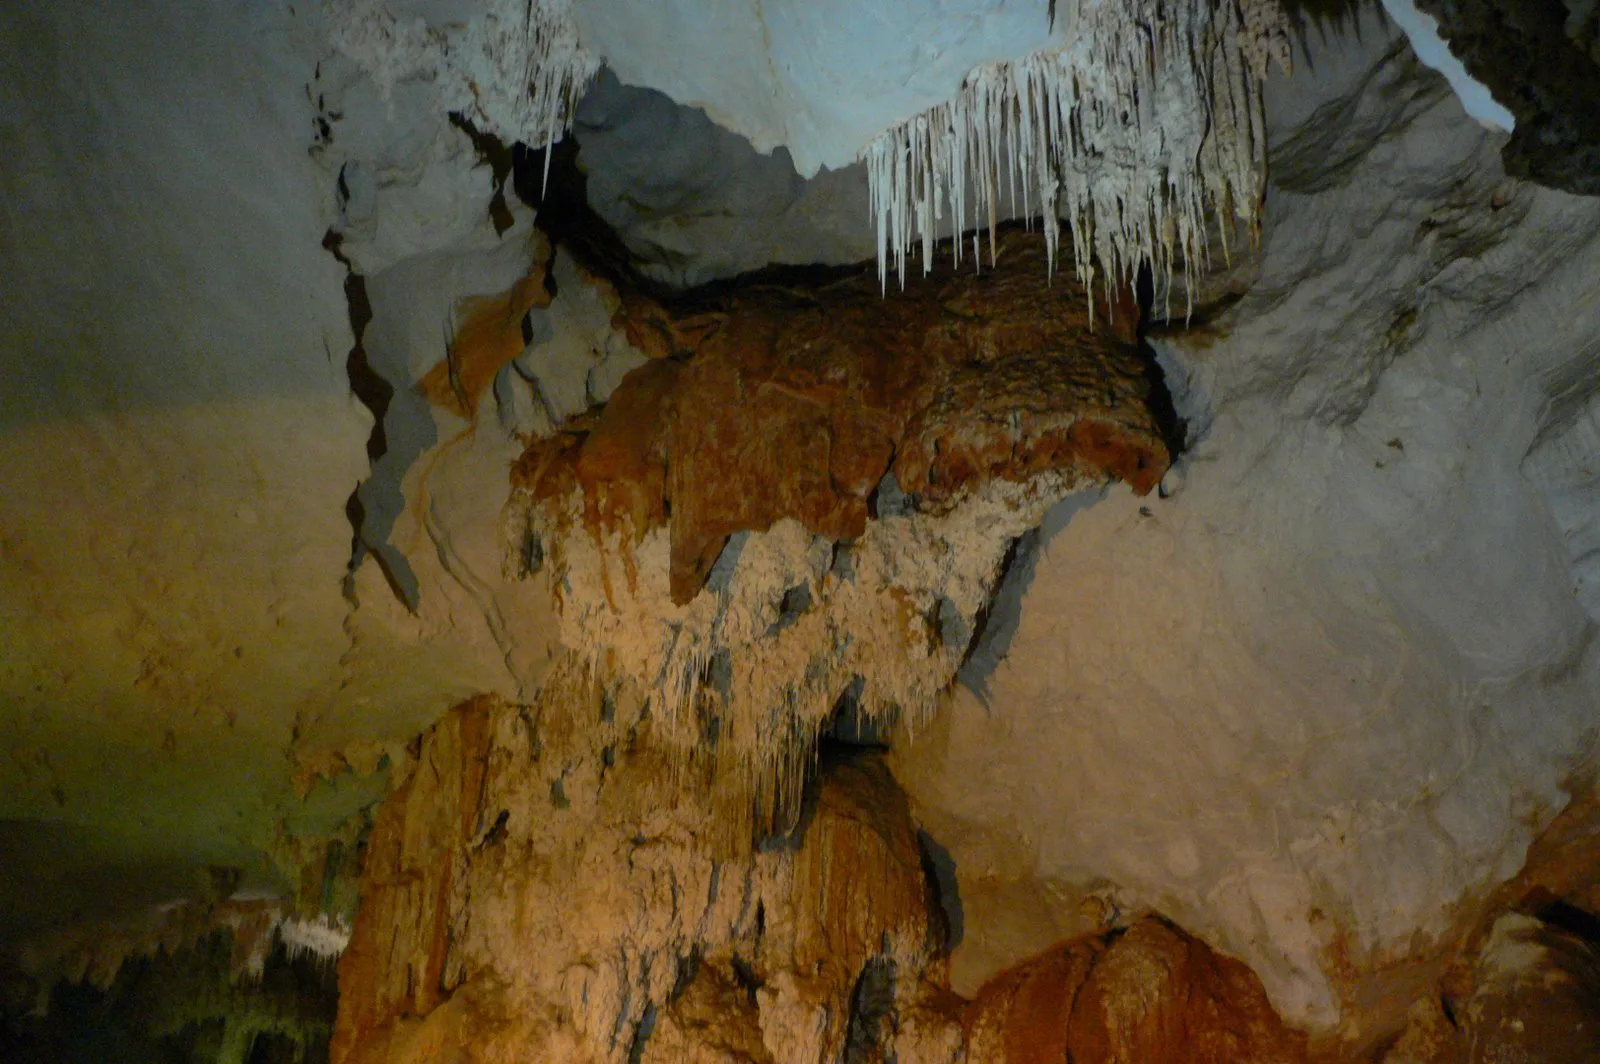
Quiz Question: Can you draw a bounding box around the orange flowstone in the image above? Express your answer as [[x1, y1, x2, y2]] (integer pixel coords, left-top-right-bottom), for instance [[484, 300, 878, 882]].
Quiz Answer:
[[328, 698, 492, 1064], [513, 228, 1170, 605], [966, 918, 1309, 1064], [418, 263, 553, 419]]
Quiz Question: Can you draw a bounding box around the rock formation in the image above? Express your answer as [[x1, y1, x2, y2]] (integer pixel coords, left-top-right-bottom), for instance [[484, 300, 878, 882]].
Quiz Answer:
[[507, 228, 1168, 837], [4, 2, 1600, 1063], [329, 695, 1306, 1064], [1415, 0, 1600, 194]]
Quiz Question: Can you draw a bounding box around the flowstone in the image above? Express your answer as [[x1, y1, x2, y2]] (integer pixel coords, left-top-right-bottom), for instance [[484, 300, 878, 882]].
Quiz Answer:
[[507, 229, 1170, 837]]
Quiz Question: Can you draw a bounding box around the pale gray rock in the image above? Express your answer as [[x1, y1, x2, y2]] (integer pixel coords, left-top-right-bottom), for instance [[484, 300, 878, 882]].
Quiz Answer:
[[892, 8, 1600, 1047]]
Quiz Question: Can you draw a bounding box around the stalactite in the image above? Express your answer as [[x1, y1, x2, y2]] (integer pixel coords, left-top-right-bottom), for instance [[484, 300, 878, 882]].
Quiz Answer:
[[865, 0, 1289, 310], [14, 901, 351, 995], [328, 0, 599, 168], [507, 231, 1170, 843]]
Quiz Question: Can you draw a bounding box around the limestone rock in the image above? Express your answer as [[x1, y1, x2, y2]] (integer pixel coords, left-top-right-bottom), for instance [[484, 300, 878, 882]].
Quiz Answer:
[[329, 690, 948, 1064], [516, 227, 1161, 602], [965, 918, 1307, 1064], [508, 228, 1168, 835], [329, 690, 1313, 1064], [641, 964, 772, 1064], [890, 11, 1600, 1051], [1459, 913, 1600, 1062]]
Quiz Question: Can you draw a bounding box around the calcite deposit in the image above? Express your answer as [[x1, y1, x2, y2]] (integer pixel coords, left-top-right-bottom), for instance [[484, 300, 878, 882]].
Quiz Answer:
[[329, 694, 1305, 1064], [7, 3, 1600, 1063], [508, 228, 1168, 835], [965, 918, 1306, 1064], [329, 694, 947, 1064]]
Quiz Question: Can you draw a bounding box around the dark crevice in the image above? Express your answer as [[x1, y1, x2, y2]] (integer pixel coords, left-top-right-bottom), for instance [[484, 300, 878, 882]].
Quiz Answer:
[[767, 582, 813, 636], [730, 956, 762, 1005], [957, 487, 1101, 701], [704, 649, 733, 705], [841, 956, 897, 1063], [474, 809, 510, 851], [931, 594, 970, 653], [1135, 262, 1190, 463], [322, 232, 388, 462], [960, 531, 1036, 673], [342, 491, 411, 610], [1530, 897, 1600, 948], [448, 113, 518, 236], [623, 1003, 656, 1064], [822, 677, 895, 749], [511, 134, 867, 308], [917, 828, 964, 953], [517, 524, 545, 578], [322, 231, 411, 611], [512, 136, 664, 299]]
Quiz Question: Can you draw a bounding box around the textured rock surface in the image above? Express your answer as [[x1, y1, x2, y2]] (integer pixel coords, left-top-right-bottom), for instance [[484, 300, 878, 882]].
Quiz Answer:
[[519, 228, 1158, 599], [1455, 913, 1600, 1063], [573, 70, 875, 289], [1416, 0, 1600, 194], [1377, 784, 1600, 1062], [330, 694, 948, 1064], [891, 9, 1600, 1052], [965, 918, 1307, 1063], [0, 0, 561, 948], [0, 0, 372, 934], [571, 0, 1057, 177], [509, 230, 1166, 834], [5, 3, 1600, 1061], [330, 693, 1305, 1063]]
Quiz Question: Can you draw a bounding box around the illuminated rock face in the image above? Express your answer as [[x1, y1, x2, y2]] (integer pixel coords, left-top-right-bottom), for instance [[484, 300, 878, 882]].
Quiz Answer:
[[328, 230, 1230, 1061], [330, 695, 1306, 1064], [890, 11, 1600, 1053], [965, 918, 1306, 1064], [328, 696, 948, 1064], [506, 229, 1169, 836]]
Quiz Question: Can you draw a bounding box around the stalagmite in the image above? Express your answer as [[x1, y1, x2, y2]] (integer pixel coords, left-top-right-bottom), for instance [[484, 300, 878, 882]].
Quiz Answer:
[[329, 694, 1307, 1063]]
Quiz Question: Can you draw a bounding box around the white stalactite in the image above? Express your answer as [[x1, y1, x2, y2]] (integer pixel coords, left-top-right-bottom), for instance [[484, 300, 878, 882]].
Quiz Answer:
[[328, 0, 599, 167], [865, 0, 1287, 309]]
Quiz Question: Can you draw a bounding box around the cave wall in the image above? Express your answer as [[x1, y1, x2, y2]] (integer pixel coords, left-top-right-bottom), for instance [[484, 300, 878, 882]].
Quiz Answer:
[[0, 0, 557, 942], [890, 9, 1600, 1049], [0, 0, 371, 933], [1416, 0, 1600, 194]]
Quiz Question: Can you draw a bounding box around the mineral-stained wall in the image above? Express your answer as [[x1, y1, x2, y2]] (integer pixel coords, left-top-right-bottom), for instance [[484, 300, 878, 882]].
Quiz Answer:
[[965, 917, 1307, 1064], [329, 694, 1307, 1064], [506, 229, 1169, 836], [329, 693, 949, 1064], [319, 225, 1327, 1062]]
